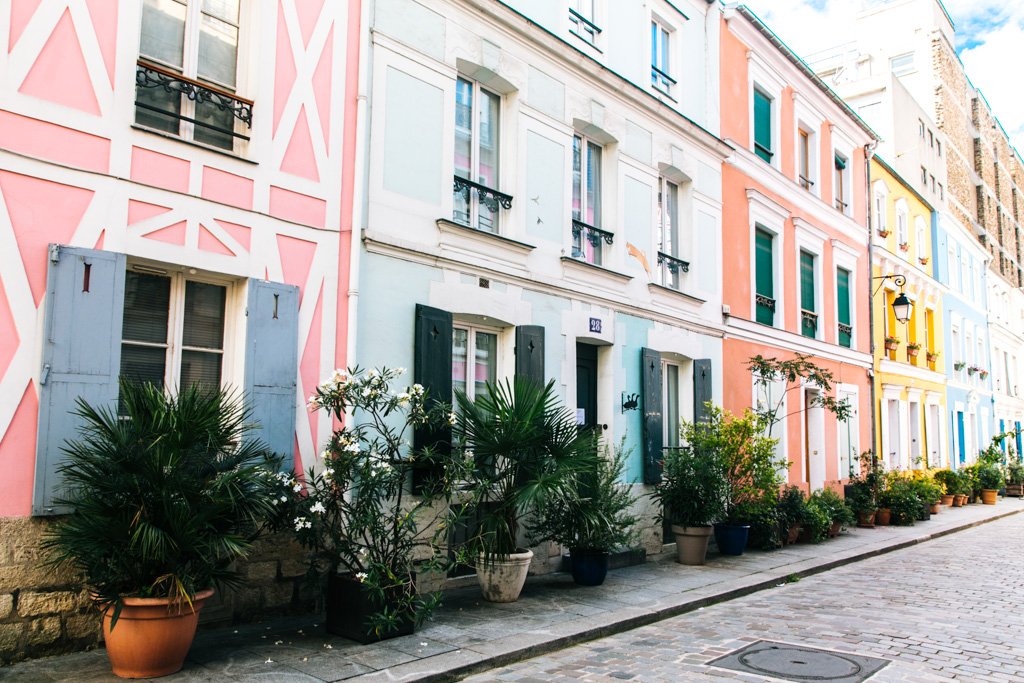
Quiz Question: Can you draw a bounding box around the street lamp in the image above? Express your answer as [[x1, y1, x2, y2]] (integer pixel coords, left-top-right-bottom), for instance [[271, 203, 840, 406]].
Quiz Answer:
[[873, 274, 913, 324]]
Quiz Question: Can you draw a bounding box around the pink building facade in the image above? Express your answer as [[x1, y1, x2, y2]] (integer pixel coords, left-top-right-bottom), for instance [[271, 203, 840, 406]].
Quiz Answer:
[[0, 0, 360, 637], [719, 7, 876, 493]]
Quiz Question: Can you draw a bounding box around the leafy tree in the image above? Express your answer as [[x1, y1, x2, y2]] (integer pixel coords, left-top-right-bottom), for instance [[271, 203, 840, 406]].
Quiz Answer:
[[747, 353, 853, 440]]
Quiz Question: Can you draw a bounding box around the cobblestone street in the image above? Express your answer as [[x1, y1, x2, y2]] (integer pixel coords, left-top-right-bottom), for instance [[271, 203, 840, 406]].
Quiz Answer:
[[467, 513, 1024, 682]]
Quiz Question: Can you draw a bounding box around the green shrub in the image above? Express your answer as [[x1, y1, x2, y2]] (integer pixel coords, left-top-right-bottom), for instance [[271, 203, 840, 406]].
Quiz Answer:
[[776, 486, 808, 530], [802, 499, 832, 543], [934, 469, 958, 496], [809, 488, 855, 528], [731, 499, 783, 550], [880, 478, 921, 525], [978, 464, 1005, 490]]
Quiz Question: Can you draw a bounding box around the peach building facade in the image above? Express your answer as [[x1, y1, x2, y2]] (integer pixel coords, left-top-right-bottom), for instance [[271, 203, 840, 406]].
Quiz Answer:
[[719, 6, 876, 492]]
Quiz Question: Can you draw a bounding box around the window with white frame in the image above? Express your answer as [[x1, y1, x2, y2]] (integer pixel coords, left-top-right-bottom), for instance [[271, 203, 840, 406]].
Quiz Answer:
[[571, 133, 606, 265], [569, 0, 600, 45], [651, 19, 674, 95], [452, 326, 498, 403], [873, 182, 888, 235], [136, 0, 247, 151], [797, 127, 814, 191], [657, 177, 686, 289], [120, 269, 228, 392], [799, 249, 818, 339], [951, 324, 961, 377], [915, 215, 927, 262], [834, 153, 850, 214], [454, 77, 503, 233], [948, 244, 959, 291], [895, 199, 909, 254]]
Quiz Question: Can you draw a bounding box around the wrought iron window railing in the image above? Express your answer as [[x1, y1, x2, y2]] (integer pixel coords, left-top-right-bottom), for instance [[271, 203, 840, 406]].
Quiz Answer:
[[651, 66, 676, 93], [801, 309, 818, 337], [834, 197, 849, 212], [135, 60, 253, 142], [799, 175, 815, 190], [453, 176, 513, 218], [657, 251, 689, 290], [755, 293, 776, 311], [571, 219, 613, 266]]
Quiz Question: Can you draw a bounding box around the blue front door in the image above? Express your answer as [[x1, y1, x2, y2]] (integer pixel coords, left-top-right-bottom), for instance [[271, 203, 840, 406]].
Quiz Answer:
[[957, 412, 965, 467]]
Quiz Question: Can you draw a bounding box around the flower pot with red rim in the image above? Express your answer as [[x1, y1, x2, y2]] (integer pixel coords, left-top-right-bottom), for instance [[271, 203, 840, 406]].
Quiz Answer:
[[875, 508, 892, 526]]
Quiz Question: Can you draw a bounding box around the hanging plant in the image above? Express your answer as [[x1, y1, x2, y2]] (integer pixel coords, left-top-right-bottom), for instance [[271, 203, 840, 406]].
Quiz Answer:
[[884, 336, 900, 351]]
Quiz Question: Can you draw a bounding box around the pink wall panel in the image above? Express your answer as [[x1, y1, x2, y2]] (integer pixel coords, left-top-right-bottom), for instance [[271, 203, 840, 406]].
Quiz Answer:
[[0, 278, 19, 382], [8, 0, 40, 52], [127, 199, 172, 225], [313, 27, 334, 147], [201, 166, 255, 210], [19, 9, 100, 115], [198, 224, 235, 256], [301, 283, 324, 453], [0, 171, 94, 305], [280, 105, 320, 181], [0, 110, 110, 174], [130, 147, 190, 194], [83, 0, 119, 87], [0, 382, 38, 517], [269, 186, 326, 228], [214, 219, 252, 252], [276, 233, 318, 300], [273, 1, 297, 136], [295, 0, 325, 48], [141, 220, 187, 246]]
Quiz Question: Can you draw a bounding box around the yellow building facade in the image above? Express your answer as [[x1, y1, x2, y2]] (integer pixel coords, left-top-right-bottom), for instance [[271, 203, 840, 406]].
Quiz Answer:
[[870, 158, 949, 470]]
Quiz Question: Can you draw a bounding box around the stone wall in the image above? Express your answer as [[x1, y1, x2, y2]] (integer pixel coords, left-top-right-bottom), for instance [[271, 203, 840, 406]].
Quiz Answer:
[[0, 517, 311, 666]]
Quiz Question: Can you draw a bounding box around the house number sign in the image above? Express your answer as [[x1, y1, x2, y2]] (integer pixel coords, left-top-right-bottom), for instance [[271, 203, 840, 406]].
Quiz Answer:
[[589, 317, 602, 333]]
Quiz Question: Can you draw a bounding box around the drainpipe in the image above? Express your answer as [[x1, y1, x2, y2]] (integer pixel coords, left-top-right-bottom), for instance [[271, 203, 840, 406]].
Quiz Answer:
[[864, 141, 878, 472]]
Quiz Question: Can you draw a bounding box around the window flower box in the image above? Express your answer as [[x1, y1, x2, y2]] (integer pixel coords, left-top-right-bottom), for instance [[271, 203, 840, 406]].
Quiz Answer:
[[906, 343, 921, 358], [898, 242, 909, 252], [954, 361, 966, 371], [918, 257, 929, 266], [877, 229, 891, 238], [979, 369, 989, 380], [926, 351, 940, 363], [967, 365, 980, 376], [884, 336, 900, 352]]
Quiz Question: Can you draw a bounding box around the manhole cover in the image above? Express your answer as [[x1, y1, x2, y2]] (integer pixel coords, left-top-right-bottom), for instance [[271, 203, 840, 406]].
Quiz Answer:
[[707, 640, 889, 682]]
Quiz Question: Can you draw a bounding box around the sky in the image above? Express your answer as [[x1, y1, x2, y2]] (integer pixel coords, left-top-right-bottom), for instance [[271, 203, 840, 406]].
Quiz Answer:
[[739, 0, 1024, 156]]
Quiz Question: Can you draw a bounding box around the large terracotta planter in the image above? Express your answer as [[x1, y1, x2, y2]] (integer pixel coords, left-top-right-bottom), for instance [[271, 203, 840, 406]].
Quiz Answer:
[[929, 502, 941, 514], [856, 510, 876, 528], [785, 524, 802, 545], [671, 525, 713, 565], [326, 574, 415, 644], [875, 508, 892, 526], [477, 549, 533, 603], [101, 589, 214, 678], [953, 494, 966, 507], [940, 494, 954, 506], [828, 521, 842, 538], [981, 489, 998, 505]]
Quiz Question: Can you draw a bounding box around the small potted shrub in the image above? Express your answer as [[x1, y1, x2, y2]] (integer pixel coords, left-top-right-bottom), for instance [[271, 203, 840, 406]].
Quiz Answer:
[[531, 441, 638, 585], [881, 477, 922, 525], [654, 423, 728, 565], [777, 486, 808, 545], [962, 463, 981, 503], [800, 496, 833, 543], [809, 488, 855, 538], [848, 453, 881, 527], [934, 469, 956, 505], [978, 465, 1004, 505], [451, 379, 598, 602], [43, 382, 280, 678]]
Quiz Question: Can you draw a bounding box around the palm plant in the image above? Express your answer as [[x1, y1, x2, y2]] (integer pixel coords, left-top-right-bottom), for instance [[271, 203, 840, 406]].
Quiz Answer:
[[450, 378, 598, 563], [42, 381, 280, 625]]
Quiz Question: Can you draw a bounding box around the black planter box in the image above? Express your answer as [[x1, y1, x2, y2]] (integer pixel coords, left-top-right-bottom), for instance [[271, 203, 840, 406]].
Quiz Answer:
[[325, 574, 415, 644]]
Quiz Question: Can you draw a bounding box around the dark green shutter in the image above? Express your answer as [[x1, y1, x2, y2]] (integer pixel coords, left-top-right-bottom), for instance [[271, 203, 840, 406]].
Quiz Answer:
[[514, 325, 545, 388], [754, 90, 772, 162], [641, 348, 663, 485], [800, 251, 815, 338], [755, 228, 774, 325], [834, 155, 846, 170], [413, 304, 452, 493], [34, 245, 126, 515], [693, 359, 712, 424], [837, 268, 852, 348]]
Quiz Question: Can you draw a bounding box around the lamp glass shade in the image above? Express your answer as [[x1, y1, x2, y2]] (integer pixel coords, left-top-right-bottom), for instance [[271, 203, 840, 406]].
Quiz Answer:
[[892, 292, 913, 323]]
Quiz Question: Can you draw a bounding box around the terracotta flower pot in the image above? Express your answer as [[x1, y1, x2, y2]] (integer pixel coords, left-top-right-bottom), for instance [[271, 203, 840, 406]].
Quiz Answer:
[[786, 524, 802, 545], [954, 494, 966, 507], [981, 489, 998, 505], [476, 549, 533, 603], [671, 525, 713, 566], [828, 521, 842, 538], [940, 494, 954, 506], [929, 502, 941, 514], [875, 508, 892, 526], [856, 510, 876, 528], [101, 589, 214, 679]]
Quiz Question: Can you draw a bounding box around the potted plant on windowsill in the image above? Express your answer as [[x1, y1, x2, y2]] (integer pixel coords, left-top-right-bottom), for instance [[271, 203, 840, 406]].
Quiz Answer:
[[926, 351, 940, 364], [653, 428, 728, 565], [979, 369, 989, 380], [449, 379, 597, 602], [884, 336, 900, 352], [270, 367, 459, 644], [530, 440, 638, 585], [43, 382, 281, 679], [877, 228, 891, 238], [906, 342, 921, 359], [919, 256, 929, 266], [898, 241, 910, 252], [954, 361, 967, 372], [967, 365, 980, 376]]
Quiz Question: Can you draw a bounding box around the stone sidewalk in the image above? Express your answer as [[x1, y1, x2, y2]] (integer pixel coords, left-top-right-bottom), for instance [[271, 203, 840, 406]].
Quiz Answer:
[[2, 499, 1020, 683]]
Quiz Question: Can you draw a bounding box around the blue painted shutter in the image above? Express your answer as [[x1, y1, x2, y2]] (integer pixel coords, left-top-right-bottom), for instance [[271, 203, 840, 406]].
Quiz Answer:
[[693, 359, 713, 424], [34, 245, 126, 515], [641, 348, 663, 485], [244, 279, 299, 467]]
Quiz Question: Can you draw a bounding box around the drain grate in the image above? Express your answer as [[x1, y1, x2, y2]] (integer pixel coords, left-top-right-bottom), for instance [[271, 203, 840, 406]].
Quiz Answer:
[[706, 640, 890, 682]]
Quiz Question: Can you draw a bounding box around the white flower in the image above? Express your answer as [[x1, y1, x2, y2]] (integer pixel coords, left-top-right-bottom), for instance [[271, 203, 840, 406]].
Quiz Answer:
[[411, 384, 425, 396], [344, 442, 361, 454], [396, 392, 410, 405], [307, 395, 320, 410], [356, 572, 368, 583], [292, 482, 303, 492], [395, 367, 407, 375], [293, 516, 311, 531], [448, 412, 457, 426], [279, 495, 288, 503], [323, 468, 334, 481], [310, 501, 326, 514], [362, 388, 372, 397]]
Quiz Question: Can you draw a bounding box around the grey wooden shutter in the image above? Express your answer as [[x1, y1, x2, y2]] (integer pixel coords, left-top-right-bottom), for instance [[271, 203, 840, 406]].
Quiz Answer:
[[244, 279, 299, 467], [514, 325, 545, 388], [641, 347, 663, 485], [693, 359, 713, 424], [33, 245, 126, 515], [413, 304, 452, 492]]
